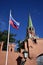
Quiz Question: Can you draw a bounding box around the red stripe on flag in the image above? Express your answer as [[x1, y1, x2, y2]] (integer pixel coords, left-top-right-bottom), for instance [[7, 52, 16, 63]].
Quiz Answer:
[[10, 20, 18, 29]]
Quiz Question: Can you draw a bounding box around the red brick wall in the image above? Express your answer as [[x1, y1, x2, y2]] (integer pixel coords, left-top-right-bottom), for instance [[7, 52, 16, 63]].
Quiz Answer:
[[0, 38, 43, 65]]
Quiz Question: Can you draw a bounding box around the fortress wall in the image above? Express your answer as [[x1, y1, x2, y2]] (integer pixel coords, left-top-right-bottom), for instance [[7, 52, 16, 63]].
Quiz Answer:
[[0, 51, 23, 65], [0, 39, 43, 65], [0, 51, 6, 65], [0, 51, 37, 65]]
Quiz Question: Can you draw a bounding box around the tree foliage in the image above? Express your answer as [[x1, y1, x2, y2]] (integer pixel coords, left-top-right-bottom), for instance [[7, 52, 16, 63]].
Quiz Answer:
[[0, 30, 16, 51]]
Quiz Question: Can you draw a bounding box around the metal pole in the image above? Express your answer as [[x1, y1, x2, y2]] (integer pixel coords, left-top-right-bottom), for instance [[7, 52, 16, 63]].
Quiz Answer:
[[5, 11, 11, 65]]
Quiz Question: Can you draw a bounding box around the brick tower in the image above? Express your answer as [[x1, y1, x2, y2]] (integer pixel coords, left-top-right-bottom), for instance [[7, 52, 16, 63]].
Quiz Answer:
[[26, 15, 37, 39]]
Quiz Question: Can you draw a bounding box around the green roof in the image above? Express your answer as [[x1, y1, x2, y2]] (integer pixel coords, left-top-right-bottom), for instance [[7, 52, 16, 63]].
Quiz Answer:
[[28, 15, 33, 28]]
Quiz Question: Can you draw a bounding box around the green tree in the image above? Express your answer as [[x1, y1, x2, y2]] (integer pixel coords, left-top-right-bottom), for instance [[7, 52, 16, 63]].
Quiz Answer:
[[0, 31, 3, 42], [0, 30, 16, 51]]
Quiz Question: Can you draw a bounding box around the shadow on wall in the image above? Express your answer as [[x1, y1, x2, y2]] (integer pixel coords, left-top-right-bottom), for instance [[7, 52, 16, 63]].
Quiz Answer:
[[16, 56, 26, 65], [16, 56, 22, 65]]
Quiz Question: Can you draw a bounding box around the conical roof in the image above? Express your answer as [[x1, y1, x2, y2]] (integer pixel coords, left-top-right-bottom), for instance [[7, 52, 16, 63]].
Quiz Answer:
[[28, 15, 33, 28]]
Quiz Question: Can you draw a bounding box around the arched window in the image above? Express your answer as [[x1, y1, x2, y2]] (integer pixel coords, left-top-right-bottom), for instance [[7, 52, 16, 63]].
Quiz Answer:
[[36, 54, 43, 65], [0, 44, 1, 49], [11, 48, 12, 52]]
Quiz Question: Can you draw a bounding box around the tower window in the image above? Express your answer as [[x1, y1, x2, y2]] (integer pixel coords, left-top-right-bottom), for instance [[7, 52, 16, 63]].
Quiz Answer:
[[33, 39, 37, 43], [29, 27, 31, 30], [0, 44, 1, 49], [11, 48, 12, 52], [0, 44, 1, 47], [29, 27, 34, 31]]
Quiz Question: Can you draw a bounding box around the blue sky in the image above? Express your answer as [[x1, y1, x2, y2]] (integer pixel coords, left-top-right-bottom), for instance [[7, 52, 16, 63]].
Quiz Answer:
[[0, 0, 43, 41]]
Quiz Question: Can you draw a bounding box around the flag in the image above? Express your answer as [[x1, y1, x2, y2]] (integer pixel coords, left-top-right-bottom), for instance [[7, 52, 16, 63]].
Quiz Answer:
[[9, 12, 20, 29], [5, 11, 20, 65]]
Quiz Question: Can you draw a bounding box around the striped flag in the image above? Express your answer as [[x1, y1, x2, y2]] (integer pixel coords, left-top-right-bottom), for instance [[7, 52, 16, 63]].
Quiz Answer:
[[9, 11, 20, 29]]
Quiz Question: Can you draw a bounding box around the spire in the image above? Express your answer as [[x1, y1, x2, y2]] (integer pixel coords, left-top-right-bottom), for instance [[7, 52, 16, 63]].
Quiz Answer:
[[26, 14, 35, 38], [28, 14, 33, 28], [26, 14, 39, 39]]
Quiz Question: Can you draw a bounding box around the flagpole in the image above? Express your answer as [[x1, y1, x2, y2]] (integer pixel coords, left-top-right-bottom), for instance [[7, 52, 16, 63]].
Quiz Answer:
[[5, 11, 11, 65]]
